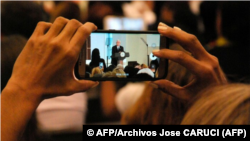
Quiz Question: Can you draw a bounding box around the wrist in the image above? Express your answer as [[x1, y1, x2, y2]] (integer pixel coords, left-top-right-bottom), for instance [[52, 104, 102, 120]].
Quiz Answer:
[[3, 78, 44, 106], [1, 79, 43, 141]]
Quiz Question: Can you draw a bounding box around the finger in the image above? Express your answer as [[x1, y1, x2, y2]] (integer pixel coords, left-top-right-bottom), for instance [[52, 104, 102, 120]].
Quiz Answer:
[[70, 22, 97, 52], [74, 80, 99, 92], [158, 22, 209, 60], [31, 22, 52, 37], [56, 19, 82, 42], [45, 17, 69, 38], [173, 26, 182, 30], [150, 80, 190, 101], [153, 49, 203, 76]]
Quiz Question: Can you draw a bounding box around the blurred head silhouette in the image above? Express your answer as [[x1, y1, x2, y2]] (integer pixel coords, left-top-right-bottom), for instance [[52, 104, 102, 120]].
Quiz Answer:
[[1, 1, 48, 38]]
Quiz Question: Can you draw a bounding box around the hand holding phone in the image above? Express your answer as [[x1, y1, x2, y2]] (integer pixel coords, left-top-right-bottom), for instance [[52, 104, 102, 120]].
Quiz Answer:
[[152, 23, 227, 101]]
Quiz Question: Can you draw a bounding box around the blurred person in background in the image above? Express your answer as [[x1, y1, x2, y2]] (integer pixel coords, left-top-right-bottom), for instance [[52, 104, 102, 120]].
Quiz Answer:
[[181, 83, 250, 125], [49, 1, 81, 23], [1, 1, 49, 39], [171, 1, 200, 35], [148, 1, 205, 50], [87, 1, 125, 29], [41, 1, 89, 24], [90, 67, 103, 78], [122, 1, 157, 28], [1, 35, 27, 91], [199, 1, 219, 50], [208, 1, 250, 83], [89, 48, 107, 72]]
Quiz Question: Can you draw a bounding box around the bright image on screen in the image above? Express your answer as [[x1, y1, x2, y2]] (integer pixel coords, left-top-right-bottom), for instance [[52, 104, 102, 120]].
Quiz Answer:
[[85, 33, 160, 79]]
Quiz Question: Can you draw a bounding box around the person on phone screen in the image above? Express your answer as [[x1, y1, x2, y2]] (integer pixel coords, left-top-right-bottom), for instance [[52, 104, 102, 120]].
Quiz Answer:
[[111, 40, 124, 66], [90, 48, 106, 72]]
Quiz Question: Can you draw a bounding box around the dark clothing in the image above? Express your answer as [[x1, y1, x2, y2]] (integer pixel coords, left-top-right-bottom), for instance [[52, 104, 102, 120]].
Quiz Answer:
[[209, 46, 250, 83], [89, 58, 106, 72], [111, 45, 124, 66], [150, 59, 159, 72]]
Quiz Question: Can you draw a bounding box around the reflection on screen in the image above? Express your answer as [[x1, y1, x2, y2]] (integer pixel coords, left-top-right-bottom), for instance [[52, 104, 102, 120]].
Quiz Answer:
[[86, 32, 160, 80]]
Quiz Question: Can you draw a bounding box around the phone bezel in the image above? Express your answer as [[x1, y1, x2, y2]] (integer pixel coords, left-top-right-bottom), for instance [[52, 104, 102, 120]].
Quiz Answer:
[[75, 30, 169, 81]]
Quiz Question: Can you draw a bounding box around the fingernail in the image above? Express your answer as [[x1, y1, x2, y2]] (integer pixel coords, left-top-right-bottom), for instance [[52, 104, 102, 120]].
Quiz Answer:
[[158, 26, 168, 32], [152, 49, 160, 53], [149, 83, 159, 89], [152, 49, 160, 56], [174, 26, 182, 30], [159, 22, 169, 27], [91, 81, 99, 89]]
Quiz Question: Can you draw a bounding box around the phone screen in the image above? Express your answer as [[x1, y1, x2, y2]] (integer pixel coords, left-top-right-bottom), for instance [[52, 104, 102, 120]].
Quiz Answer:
[[76, 30, 168, 81], [99, 62, 103, 69]]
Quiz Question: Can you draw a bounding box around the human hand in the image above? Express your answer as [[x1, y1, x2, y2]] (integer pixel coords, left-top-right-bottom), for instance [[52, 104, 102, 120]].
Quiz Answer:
[[151, 23, 227, 101], [6, 17, 98, 100]]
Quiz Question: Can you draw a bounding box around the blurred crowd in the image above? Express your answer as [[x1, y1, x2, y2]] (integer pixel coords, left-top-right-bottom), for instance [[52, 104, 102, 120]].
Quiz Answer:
[[1, 1, 250, 141]]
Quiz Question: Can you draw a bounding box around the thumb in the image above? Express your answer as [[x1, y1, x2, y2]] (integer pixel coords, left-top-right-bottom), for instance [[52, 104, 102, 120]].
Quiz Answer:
[[75, 80, 99, 92], [150, 80, 190, 101]]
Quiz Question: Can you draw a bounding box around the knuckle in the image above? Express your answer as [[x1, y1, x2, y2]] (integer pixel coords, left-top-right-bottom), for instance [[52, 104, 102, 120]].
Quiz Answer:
[[55, 16, 69, 23], [37, 21, 47, 28], [66, 50, 76, 60], [206, 65, 214, 73], [85, 22, 95, 26], [203, 55, 220, 71], [210, 55, 220, 70], [28, 36, 36, 42], [78, 25, 90, 34], [70, 19, 81, 25], [68, 19, 82, 28], [187, 34, 198, 44], [85, 22, 92, 24], [27, 37, 36, 46], [197, 54, 220, 77], [202, 65, 217, 77], [210, 55, 219, 64], [79, 25, 87, 32], [199, 66, 211, 77], [49, 40, 62, 49]]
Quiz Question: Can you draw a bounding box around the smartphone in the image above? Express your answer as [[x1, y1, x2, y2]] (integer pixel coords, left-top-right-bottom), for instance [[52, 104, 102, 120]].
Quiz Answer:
[[75, 30, 169, 81], [151, 64, 156, 73], [99, 62, 103, 69]]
